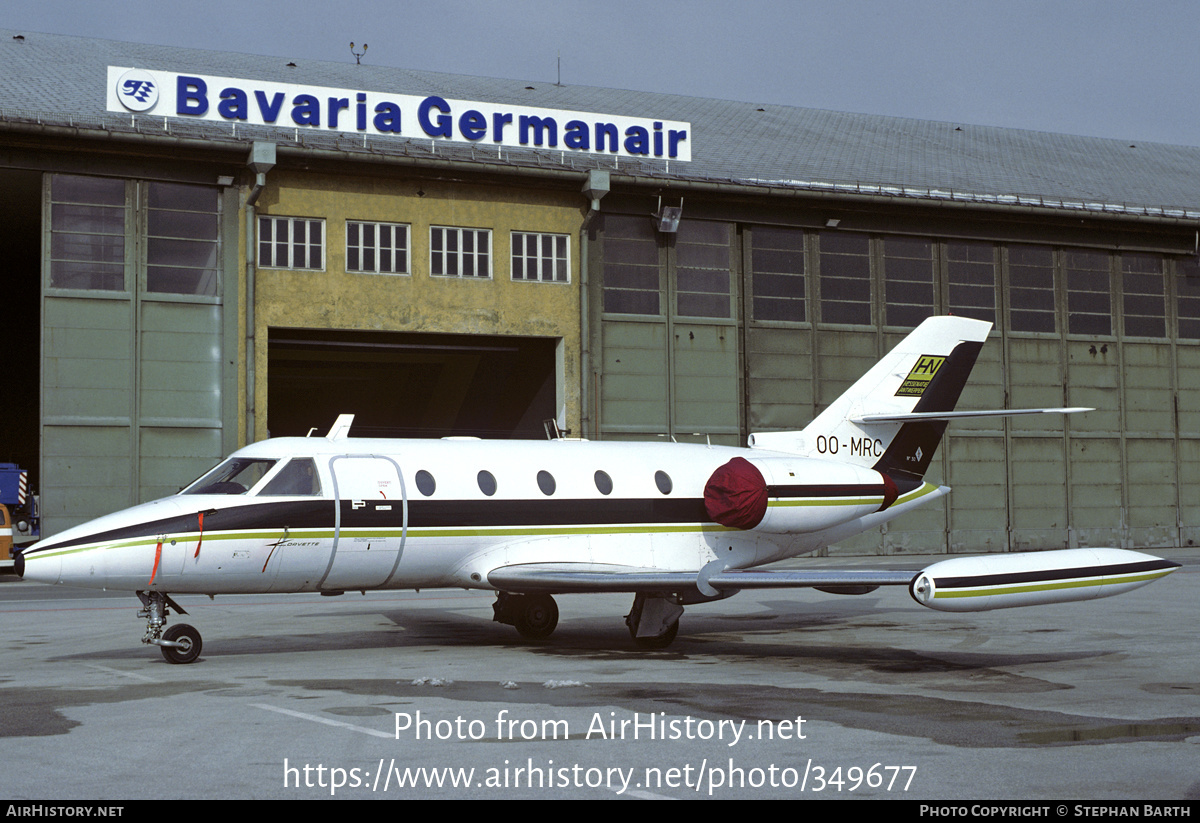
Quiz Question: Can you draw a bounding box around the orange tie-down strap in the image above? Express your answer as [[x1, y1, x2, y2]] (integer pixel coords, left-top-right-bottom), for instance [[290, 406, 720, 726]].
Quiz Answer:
[[148, 539, 163, 586], [148, 510, 206, 585], [194, 511, 205, 558]]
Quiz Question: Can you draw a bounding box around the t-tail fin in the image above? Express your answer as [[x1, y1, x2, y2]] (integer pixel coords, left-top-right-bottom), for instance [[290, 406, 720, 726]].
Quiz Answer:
[[748, 316, 992, 482]]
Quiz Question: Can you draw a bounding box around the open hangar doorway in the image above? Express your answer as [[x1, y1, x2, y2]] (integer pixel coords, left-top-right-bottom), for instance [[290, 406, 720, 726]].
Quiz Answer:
[[267, 329, 560, 440], [0, 169, 42, 497]]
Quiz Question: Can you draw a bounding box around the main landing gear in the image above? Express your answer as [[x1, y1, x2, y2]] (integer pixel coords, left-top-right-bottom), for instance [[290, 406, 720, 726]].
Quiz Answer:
[[492, 592, 560, 638], [137, 591, 203, 664], [624, 593, 682, 649], [492, 591, 683, 649]]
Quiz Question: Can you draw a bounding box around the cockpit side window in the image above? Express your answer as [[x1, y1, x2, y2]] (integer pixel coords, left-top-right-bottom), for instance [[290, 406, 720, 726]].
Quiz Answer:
[[259, 458, 323, 496], [182, 458, 278, 495]]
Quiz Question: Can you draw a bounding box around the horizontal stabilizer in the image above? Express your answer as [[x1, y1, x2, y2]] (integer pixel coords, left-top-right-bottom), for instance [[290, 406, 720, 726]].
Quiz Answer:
[[852, 407, 1092, 424]]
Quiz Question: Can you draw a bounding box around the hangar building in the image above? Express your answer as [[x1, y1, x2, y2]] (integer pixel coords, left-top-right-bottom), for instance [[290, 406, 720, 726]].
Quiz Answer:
[[2, 29, 1199, 554]]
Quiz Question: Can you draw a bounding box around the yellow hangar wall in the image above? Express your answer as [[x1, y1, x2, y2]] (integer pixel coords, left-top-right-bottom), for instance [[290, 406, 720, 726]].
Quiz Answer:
[[248, 168, 583, 442]]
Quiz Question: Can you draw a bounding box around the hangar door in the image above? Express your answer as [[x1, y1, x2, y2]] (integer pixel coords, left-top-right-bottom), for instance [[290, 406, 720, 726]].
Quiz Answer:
[[596, 214, 740, 444], [267, 330, 558, 439], [42, 174, 237, 536]]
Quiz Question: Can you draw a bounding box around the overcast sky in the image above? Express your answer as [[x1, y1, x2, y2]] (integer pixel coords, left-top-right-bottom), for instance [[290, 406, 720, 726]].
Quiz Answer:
[[8, 0, 1200, 147]]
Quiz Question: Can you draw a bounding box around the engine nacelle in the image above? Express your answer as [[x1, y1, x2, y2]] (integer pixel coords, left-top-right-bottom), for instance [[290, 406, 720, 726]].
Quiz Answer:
[[704, 456, 897, 534], [909, 548, 1180, 612]]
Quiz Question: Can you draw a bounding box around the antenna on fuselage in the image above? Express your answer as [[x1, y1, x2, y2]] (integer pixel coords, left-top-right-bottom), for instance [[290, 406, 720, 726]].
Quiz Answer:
[[326, 414, 355, 441]]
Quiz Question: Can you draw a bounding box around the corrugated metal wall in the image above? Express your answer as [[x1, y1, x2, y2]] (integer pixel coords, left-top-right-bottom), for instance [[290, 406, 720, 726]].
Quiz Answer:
[[592, 210, 1199, 555], [40, 174, 237, 536]]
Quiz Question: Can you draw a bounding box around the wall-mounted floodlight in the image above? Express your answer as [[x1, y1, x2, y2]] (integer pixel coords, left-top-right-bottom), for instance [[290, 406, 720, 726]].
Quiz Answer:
[[825, 218, 841, 228], [655, 196, 683, 233]]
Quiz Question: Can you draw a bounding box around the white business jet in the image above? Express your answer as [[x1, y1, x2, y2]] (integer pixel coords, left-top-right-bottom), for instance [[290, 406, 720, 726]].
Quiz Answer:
[[17, 316, 1180, 662]]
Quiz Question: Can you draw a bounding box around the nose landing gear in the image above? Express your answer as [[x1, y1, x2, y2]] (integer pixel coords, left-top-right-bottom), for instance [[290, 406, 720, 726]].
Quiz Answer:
[[137, 591, 203, 664]]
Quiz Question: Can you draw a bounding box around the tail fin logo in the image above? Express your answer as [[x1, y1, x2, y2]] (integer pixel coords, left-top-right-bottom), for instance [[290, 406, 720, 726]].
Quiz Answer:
[[895, 355, 946, 397]]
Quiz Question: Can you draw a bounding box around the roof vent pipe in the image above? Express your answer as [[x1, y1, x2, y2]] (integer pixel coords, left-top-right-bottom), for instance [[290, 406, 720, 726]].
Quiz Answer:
[[245, 141, 276, 444], [580, 169, 610, 440]]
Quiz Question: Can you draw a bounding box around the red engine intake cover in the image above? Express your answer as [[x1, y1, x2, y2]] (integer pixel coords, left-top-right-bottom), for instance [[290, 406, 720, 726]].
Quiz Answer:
[[704, 457, 769, 530]]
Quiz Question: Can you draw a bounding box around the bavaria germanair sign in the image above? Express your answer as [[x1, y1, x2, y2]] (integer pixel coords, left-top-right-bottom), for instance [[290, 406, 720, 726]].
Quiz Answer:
[[107, 67, 692, 161]]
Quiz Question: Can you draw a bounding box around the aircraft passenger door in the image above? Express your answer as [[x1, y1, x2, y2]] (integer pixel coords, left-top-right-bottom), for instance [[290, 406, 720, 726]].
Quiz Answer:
[[319, 455, 407, 591]]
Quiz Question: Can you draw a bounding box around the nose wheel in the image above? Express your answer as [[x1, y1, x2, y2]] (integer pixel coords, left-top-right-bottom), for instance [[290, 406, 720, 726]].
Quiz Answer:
[[160, 623, 203, 664], [137, 591, 203, 664]]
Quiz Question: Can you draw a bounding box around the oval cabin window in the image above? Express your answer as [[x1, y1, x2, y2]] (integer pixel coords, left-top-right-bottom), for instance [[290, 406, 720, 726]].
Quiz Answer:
[[415, 470, 436, 496], [655, 470, 673, 495], [594, 470, 613, 495], [477, 470, 497, 496]]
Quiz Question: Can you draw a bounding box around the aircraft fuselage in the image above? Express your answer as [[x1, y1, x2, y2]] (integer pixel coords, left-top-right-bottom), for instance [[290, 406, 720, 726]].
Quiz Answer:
[[22, 437, 937, 596]]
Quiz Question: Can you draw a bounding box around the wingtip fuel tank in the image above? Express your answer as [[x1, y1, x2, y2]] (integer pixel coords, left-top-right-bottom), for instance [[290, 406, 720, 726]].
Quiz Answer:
[[909, 548, 1181, 612]]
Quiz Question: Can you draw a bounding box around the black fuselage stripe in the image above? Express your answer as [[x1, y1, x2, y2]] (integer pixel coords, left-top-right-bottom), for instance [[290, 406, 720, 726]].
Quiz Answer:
[[767, 484, 885, 498], [30, 481, 895, 554], [29, 497, 710, 553]]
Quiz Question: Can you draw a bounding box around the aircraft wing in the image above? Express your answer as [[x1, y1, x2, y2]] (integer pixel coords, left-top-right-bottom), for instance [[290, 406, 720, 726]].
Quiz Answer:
[[488, 548, 1179, 612], [486, 563, 915, 594]]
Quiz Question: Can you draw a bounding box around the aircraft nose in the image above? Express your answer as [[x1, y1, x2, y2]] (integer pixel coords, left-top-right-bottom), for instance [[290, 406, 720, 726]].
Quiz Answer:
[[18, 547, 61, 585]]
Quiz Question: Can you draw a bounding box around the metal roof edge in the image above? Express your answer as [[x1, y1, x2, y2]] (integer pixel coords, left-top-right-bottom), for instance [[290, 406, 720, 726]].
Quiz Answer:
[[4, 114, 1198, 227]]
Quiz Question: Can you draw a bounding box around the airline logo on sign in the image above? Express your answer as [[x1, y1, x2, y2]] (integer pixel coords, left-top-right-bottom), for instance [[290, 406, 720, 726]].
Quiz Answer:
[[106, 67, 692, 161], [115, 68, 159, 112], [895, 355, 945, 397]]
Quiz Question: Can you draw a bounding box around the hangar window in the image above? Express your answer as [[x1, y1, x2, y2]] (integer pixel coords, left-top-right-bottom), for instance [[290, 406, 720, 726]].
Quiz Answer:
[[750, 226, 806, 323], [1177, 257, 1200, 339], [946, 242, 996, 323], [477, 470, 498, 496], [415, 470, 436, 496], [259, 216, 324, 270], [602, 214, 660, 315], [49, 176, 223, 296], [512, 232, 569, 282], [537, 470, 556, 495], [48, 174, 127, 291], [883, 237, 934, 327], [347, 221, 409, 275], [1007, 245, 1056, 333], [675, 221, 732, 318], [1065, 250, 1111, 336], [147, 183, 220, 296], [431, 226, 491, 278], [1121, 253, 1165, 338], [818, 231, 871, 325]]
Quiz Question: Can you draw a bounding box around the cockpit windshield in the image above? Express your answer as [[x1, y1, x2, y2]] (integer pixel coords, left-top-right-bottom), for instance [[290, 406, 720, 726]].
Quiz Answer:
[[258, 458, 322, 496], [181, 458, 278, 495]]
